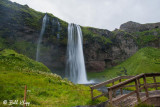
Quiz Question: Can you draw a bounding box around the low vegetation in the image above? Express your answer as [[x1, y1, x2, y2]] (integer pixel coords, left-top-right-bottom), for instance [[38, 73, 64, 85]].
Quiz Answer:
[[133, 28, 160, 47], [0, 49, 50, 72], [0, 49, 107, 107], [82, 27, 112, 46]]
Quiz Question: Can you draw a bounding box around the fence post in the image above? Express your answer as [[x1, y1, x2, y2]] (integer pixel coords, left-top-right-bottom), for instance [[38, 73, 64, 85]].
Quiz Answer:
[[153, 76, 157, 90], [112, 82, 116, 97], [135, 79, 141, 102], [90, 87, 93, 101], [108, 89, 113, 105], [138, 79, 141, 92], [119, 79, 123, 95], [143, 75, 149, 98], [24, 85, 27, 107]]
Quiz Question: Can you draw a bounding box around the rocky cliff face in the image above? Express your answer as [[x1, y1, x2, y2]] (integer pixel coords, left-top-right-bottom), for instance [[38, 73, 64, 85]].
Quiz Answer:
[[0, 0, 160, 74], [120, 21, 160, 33], [0, 0, 68, 76], [83, 22, 160, 72], [83, 29, 139, 72]]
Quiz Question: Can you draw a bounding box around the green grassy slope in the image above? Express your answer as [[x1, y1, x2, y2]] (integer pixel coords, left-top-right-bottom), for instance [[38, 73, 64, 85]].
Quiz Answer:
[[0, 49, 106, 107], [0, 49, 50, 72], [88, 47, 160, 80]]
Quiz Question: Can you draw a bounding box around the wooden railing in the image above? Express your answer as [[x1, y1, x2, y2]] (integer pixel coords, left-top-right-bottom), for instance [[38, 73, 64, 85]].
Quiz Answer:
[[90, 76, 134, 100], [90, 73, 160, 105]]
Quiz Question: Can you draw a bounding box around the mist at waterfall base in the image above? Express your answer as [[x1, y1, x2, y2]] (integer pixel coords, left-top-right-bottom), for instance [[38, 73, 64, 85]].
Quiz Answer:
[[65, 23, 94, 84], [36, 14, 48, 61]]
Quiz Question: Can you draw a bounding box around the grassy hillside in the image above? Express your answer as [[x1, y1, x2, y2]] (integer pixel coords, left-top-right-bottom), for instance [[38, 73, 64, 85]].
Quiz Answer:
[[0, 49, 50, 72], [0, 49, 107, 107], [88, 47, 160, 80]]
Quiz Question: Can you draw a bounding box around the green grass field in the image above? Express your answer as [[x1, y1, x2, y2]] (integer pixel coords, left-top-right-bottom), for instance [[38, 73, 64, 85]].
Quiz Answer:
[[0, 49, 107, 107]]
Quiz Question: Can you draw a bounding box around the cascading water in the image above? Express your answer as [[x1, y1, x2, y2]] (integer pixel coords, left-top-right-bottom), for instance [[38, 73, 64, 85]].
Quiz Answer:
[[36, 14, 48, 61], [65, 23, 88, 84]]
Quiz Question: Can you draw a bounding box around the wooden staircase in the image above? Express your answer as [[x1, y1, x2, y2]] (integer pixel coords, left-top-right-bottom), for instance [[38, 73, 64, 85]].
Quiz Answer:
[[90, 73, 160, 107]]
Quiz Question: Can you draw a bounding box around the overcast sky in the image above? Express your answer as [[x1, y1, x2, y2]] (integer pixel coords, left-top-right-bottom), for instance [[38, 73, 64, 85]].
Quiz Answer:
[[10, 0, 160, 31]]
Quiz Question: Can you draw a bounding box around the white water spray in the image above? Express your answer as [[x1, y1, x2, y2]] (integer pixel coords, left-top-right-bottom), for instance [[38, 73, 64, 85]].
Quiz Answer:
[[65, 23, 89, 84], [36, 14, 48, 61]]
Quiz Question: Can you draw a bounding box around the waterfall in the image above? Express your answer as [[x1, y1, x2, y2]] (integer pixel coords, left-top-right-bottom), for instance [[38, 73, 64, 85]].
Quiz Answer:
[[36, 14, 48, 61], [65, 23, 88, 84]]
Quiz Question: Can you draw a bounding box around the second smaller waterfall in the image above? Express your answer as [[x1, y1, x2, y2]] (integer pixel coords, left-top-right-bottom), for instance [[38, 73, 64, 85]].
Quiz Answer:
[[36, 14, 48, 61]]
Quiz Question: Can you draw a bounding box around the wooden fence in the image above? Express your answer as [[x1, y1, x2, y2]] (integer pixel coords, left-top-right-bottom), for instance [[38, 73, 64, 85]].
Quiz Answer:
[[90, 73, 160, 105], [90, 76, 134, 100]]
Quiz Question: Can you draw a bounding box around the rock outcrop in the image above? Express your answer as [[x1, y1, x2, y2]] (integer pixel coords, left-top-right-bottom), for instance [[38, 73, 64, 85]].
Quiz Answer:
[[120, 21, 160, 33]]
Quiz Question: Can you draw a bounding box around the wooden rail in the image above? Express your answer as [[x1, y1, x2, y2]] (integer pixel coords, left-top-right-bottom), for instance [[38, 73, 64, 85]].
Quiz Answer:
[[90, 73, 160, 106], [90, 76, 134, 100]]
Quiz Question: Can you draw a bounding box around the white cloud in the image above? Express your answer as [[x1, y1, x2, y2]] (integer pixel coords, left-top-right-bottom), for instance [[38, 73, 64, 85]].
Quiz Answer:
[[10, 0, 160, 31]]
